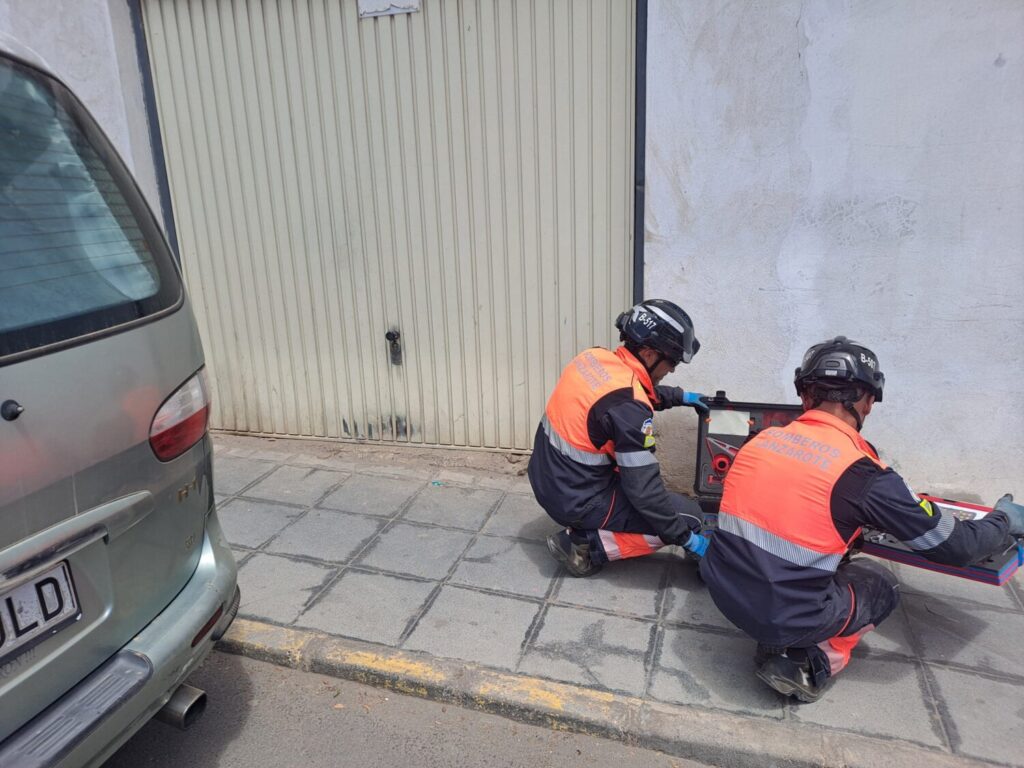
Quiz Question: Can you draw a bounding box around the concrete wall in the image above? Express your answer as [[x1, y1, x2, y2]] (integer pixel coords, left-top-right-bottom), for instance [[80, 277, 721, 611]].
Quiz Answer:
[[647, 1, 1023, 502], [0, 0, 162, 219]]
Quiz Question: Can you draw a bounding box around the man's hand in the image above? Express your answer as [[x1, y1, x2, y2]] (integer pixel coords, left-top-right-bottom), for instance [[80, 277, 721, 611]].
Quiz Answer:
[[683, 531, 710, 558], [994, 494, 1024, 537], [682, 391, 710, 414], [654, 386, 709, 414]]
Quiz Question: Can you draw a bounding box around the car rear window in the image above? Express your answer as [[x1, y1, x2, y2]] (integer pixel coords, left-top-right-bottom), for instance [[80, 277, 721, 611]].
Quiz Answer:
[[0, 56, 181, 363]]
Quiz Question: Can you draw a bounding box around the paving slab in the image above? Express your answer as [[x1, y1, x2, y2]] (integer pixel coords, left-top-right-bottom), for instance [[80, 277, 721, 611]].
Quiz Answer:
[[353, 464, 435, 481], [480, 493, 552, 541], [663, 558, 736, 631], [651, 626, 785, 717], [857, 599, 915, 656], [928, 664, 1024, 765], [434, 469, 517, 491], [891, 561, 1021, 611], [213, 455, 278, 495], [354, 522, 474, 580], [519, 604, 654, 695], [401, 484, 501, 530], [450, 537, 559, 599], [264, 509, 384, 562], [218, 498, 305, 549], [790, 656, 943, 747], [236, 553, 336, 625], [245, 465, 347, 507], [404, 586, 540, 670], [214, 437, 294, 462], [320, 474, 425, 516], [903, 592, 1024, 676], [554, 555, 669, 620], [297, 570, 436, 645]]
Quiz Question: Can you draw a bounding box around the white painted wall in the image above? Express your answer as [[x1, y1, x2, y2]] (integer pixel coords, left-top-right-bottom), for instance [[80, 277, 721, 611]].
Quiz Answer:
[[0, 0, 162, 220], [647, 1, 1023, 502]]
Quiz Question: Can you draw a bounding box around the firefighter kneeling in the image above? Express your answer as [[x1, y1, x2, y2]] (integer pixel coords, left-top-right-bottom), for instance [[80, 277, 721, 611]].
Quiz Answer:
[[528, 300, 712, 576], [700, 336, 1024, 702]]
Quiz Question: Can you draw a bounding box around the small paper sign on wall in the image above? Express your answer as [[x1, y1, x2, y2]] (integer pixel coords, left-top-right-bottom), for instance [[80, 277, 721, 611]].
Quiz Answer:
[[358, 0, 421, 18]]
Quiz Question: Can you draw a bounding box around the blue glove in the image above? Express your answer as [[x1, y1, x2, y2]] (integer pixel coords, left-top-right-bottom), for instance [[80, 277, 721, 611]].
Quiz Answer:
[[653, 386, 709, 413], [683, 531, 710, 558], [682, 391, 710, 414], [994, 494, 1024, 537]]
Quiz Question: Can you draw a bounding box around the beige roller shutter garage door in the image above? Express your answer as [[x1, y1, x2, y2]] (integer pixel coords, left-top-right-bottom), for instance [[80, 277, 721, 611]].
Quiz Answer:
[[142, 0, 635, 449]]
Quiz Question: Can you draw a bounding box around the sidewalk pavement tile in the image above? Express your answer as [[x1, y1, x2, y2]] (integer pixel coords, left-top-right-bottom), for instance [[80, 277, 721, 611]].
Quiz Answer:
[[554, 557, 668, 620], [320, 474, 424, 516], [928, 664, 1024, 765], [264, 509, 384, 562], [352, 464, 435, 481], [518, 604, 654, 696], [213, 455, 278, 495], [650, 627, 784, 717], [903, 593, 1024, 676], [287, 452, 362, 473], [245, 465, 347, 507], [218, 498, 306, 549], [236, 553, 336, 625], [450, 537, 559, 598], [480, 493, 552, 541], [434, 469, 516, 491], [508, 476, 535, 494], [401, 484, 501, 530], [663, 561, 736, 631], [214, 438, 293, 462], [404, 585, 540, 670], [791, 657, 942, 747], [857, 602, 914, 656], [354, 522, 474, 580], [230, 548, 254, 568], [891, 562, 1020, 611], [296, 570, 436, 645]]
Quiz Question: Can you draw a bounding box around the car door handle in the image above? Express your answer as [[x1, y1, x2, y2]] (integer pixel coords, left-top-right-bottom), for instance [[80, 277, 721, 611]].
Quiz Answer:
[[0, 491, 153, 592]]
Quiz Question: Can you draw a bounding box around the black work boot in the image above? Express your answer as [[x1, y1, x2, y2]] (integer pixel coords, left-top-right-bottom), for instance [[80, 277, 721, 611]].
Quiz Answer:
[[753, 644, 785, 667], [546, 530, 601, 577], [755, 654, 832, 703]]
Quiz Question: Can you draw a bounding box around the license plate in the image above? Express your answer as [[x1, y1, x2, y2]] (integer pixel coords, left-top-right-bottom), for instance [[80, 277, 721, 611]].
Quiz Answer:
[[0, 561, 80, 663]]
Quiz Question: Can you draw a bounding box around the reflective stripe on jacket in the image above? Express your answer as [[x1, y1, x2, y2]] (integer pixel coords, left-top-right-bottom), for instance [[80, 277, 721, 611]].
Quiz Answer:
[[700, 410, 885, 646], [527, 346, 693, 545]]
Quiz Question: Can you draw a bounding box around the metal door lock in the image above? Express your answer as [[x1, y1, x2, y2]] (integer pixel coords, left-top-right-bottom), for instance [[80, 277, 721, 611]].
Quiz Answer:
[[385, 330, 403, 366]]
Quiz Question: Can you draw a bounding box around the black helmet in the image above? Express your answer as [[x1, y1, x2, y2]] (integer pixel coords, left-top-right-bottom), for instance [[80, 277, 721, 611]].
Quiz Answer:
[[615, 299, 700, 365], [794, 336, 884, 402]]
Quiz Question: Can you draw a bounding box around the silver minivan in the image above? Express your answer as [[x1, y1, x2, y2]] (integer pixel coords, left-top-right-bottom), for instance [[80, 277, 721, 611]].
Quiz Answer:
[[0, 41, 238, 767]]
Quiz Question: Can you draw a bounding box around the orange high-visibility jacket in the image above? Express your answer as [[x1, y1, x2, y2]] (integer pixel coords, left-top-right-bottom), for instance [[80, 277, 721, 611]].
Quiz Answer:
[[700, 409, 1011, 646], [526, 346, 692, 544]]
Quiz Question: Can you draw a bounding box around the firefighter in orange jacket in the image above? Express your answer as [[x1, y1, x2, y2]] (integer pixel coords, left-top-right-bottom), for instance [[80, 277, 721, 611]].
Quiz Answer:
[[700, 336, 1024, 702], [528, 300, 712, 577]]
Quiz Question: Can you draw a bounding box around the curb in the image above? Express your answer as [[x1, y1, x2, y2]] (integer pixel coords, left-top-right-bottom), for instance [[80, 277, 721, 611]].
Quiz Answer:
[[219, 618, 990, 768]]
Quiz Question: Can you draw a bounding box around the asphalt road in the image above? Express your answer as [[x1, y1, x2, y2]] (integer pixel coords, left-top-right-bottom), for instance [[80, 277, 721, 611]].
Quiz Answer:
[[105, 651, 705, 768]]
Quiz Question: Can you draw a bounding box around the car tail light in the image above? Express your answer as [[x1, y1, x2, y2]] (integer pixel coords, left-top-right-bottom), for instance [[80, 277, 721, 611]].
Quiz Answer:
[[150, 369, 210, 461], [191, 604, 224, 647]]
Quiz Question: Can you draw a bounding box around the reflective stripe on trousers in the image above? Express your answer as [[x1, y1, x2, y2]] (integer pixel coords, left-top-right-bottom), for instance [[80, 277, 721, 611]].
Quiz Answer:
[[595, 530, 666, 562]]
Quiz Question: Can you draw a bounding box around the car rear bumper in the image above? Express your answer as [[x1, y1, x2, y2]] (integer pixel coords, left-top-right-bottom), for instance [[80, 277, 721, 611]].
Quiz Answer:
[[0, 509, 238, 768]]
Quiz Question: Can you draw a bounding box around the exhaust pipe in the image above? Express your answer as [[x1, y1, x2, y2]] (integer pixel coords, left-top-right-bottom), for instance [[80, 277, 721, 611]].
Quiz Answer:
[[155, 684, 207, 730]]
